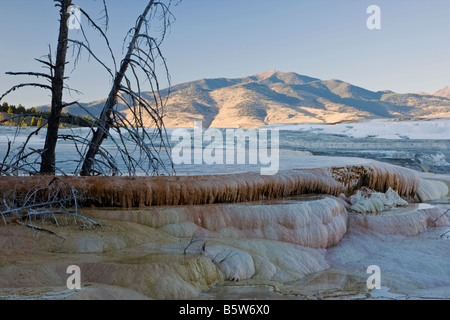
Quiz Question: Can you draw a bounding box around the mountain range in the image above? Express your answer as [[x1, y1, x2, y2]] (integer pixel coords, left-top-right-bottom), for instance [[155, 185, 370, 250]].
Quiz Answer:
[[38, 71, 450, 128]]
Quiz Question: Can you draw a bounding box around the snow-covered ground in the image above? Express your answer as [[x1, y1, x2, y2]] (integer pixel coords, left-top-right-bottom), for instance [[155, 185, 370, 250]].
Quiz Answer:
[[265, 118, 450, 140]]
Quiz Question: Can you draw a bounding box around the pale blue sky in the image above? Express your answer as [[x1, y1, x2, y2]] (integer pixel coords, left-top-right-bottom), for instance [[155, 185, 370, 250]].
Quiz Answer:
[[1, 0, 449, 107]]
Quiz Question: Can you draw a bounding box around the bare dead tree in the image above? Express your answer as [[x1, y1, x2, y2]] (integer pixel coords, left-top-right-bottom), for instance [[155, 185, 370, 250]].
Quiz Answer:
[[1, 0, 176, 178], [39, 0, 72, 175], [0, 1, 113, 235], [0, 0, 110, 176], [79, 0, 176, 176], [0, 1, 179, 237]]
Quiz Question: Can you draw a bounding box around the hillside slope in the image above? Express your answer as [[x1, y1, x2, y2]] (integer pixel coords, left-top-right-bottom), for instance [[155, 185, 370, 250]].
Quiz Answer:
[[432, 86, 450, 99], [38, 71, 450, 128]]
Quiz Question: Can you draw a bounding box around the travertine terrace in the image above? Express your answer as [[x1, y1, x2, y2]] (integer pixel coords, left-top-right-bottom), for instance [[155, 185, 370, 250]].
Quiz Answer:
[[0, 160, 448, 299]]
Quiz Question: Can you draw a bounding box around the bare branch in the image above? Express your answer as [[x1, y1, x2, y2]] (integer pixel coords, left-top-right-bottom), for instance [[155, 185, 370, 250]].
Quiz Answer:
[[67, 39, 114, 77], [0, 83, 52, 102], [435, 208, 450, 223], [5, 72, 53, 80]]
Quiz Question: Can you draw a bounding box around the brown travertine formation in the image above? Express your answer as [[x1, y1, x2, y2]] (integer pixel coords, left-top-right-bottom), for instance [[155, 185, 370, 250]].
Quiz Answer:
[[329, 162, 421, 197], [0, 169, 343, 208], [2, 162, 444, 209]]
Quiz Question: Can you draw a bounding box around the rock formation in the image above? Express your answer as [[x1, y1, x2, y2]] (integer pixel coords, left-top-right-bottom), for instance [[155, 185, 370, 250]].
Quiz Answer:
[[0, 160, 448, 299]]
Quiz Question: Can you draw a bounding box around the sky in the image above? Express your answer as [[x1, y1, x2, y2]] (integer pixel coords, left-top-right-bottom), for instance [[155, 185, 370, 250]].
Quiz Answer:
[[0, 0, 449, 107]]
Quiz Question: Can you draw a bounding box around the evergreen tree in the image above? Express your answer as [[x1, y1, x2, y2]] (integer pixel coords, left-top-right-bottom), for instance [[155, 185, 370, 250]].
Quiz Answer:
[[16, 104, 26, 114]]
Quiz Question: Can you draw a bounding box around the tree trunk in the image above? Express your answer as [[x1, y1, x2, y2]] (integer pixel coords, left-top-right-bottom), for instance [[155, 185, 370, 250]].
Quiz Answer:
[[80, 0, 154, 176], [40, 0, 72, 175]]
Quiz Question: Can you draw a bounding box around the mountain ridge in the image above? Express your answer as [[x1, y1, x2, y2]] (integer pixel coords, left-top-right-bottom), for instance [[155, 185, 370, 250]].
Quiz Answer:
[[38, 71, 450, 128], [432, 86, 450, 99]]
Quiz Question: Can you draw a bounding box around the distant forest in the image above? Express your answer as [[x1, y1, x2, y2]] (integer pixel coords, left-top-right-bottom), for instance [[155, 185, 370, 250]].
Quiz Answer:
[[0, 102, 95, 127]]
